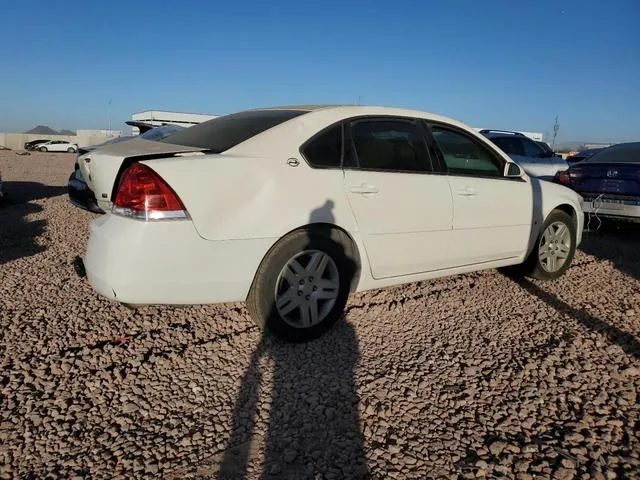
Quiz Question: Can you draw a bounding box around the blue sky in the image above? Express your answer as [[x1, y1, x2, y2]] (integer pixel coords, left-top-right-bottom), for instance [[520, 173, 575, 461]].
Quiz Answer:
[[0, 0, 638, 144]]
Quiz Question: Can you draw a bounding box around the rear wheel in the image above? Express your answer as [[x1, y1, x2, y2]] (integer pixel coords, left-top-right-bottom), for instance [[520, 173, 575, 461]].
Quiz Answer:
[[67, 147, 76, 153], [246, 228, 356, 342], [39, 146, 47, 152], [506, 209, 576, 280]]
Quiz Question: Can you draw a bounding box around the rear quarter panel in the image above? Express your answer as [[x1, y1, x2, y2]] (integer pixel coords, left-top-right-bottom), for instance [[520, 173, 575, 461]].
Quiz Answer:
[[143, 155, 360, 242]]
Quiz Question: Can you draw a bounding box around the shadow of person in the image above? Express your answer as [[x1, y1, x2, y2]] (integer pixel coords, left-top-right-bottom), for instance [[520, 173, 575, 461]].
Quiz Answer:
[[579, 220, 640, 280], [0, 181, 66, 265], [309, 199, 335, 224], [1, 181, 68, 204], [504, 275, 640, 359], [217, 200, 367, 479]]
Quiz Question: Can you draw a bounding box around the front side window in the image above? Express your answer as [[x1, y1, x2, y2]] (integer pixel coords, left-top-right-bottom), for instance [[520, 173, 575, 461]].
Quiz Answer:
[[431, 126, 503, 176], [301, 123, 342, 168], [350, 119, 429, 172]]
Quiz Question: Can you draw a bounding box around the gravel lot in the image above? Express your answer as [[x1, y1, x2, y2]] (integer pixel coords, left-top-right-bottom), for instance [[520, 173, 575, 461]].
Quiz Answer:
[[1, 151, 639, 479]]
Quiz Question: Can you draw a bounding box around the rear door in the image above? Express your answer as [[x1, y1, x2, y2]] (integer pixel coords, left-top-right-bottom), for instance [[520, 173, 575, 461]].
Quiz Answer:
[[428, 124, 533, 266], [343, 117, 453, 279]]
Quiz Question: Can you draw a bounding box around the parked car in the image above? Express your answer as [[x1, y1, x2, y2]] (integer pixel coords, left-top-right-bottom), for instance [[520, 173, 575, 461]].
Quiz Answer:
[[480, 130, 568, 180], [565, 147, 607, 165], [78, 105, 584, 342], [68, 123, 185, 213], [556, 142, 640, 222], [37, 140, 78, 153], [24, 139, 51, 150]]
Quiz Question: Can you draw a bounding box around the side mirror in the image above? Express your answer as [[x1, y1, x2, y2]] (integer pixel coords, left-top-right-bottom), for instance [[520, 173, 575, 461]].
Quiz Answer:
[[505, 162, 523, 178]]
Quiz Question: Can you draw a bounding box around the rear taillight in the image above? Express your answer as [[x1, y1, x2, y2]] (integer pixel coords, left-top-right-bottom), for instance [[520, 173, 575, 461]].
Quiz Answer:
[[556, 168, 582, 187], [113, 163, 188, 220], [557, 170, 571, 185]]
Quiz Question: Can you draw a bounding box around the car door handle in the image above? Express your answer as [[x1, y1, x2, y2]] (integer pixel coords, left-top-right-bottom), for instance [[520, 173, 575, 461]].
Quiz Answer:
[[349, 184, 379, 195], [455, 187, 478, 197]]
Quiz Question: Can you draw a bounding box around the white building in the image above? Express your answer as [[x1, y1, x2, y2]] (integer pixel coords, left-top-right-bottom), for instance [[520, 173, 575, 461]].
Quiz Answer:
[[131, 110, 218, 134], [77, 129, 123, 137]]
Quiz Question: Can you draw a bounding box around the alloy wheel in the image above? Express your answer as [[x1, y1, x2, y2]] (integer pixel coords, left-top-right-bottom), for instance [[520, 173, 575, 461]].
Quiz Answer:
[[274, 250, 340, 328]]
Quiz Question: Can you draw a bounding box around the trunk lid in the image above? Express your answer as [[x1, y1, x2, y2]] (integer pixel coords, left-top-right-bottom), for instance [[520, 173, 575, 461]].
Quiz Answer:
[[571, 162, 640, 197], [79, 137, 207, 212]]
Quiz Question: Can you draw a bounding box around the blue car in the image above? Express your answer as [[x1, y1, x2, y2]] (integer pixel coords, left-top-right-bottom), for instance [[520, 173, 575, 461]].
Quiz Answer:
[[556, 142, 640, 222]]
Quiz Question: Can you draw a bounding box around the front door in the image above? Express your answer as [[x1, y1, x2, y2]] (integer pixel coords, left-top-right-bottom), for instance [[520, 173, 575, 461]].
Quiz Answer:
[[429, 125, 533, 266], [343, 117, 453, 279]]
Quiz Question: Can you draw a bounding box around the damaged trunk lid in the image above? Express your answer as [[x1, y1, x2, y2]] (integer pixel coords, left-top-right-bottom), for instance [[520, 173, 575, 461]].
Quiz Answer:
[[78, 137, 207, 212]]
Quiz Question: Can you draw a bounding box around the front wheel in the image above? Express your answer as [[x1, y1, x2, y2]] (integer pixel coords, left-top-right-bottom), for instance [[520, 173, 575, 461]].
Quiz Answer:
[[246, 229, 356, 342], [39, 146, 47, 152], [508, 209, 576, 281], [67, 147, 76, 153]]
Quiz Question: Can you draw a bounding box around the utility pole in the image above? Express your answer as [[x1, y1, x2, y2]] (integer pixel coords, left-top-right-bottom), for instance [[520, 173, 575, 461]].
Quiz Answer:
[[108, 99, 113, 133], [551, 115, 560, 150], [357, 96, 362, 106]]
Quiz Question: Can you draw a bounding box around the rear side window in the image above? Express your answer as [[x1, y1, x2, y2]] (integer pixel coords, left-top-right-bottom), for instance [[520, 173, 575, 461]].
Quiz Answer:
[[302, 124, 342, 168], [350, 119, 429, 172], [160, 109, 307, 152]]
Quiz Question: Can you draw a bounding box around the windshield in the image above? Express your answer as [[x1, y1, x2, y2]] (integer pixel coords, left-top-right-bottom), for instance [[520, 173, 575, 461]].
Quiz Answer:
[[160, 109, 307, 152], [583, 142, 640, 164]]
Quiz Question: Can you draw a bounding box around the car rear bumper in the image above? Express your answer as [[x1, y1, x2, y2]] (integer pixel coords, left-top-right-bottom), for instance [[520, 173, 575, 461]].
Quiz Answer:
[[67, 171, 105, 214], [83, 214, 276, 305], [581, 195, 640, 221]]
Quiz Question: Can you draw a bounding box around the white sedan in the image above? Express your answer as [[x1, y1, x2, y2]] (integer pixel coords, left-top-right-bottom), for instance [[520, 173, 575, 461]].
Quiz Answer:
[[81, 105, 584, 342], [37, 140, 78, 153]]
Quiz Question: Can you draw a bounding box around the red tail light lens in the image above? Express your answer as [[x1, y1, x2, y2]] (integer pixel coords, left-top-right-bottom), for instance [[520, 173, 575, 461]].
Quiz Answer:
[[557, 170, 571, 185], [557, 168, 582, 187], [113, 163, 188, 220]]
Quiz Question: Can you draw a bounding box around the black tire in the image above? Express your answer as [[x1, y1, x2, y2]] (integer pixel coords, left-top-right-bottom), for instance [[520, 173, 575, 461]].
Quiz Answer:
[[39, 146, 47, 152], [67, 147, 76, 153], [246, 228, 357, 342], [505, 209, 576, 281]]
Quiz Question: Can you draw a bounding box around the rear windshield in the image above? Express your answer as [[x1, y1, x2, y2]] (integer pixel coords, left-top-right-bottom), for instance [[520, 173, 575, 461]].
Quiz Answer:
[[141, 124, 184, 141], [160, 109, 307, 152], [583, 142, 640, 164]]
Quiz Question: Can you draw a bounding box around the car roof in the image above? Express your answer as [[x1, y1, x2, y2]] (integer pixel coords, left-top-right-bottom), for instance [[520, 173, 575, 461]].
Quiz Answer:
[[249, 104, 352, 112], [246, 104, 461, 123], [481, 131, 525, 138]]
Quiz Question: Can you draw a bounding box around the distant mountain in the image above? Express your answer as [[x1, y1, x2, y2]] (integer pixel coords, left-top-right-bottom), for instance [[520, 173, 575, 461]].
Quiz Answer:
[[25, 125, 59, 135], [24, 126, 76, 136]]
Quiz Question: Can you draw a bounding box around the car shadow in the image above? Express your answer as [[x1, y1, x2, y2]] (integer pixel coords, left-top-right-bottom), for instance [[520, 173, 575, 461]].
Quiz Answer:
[[505, 275, 640, 359], [579, 220, 640, 280], [215, 200, 368, 479], [0, 181, 67, 265]]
